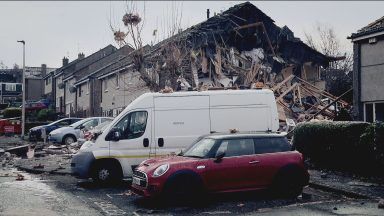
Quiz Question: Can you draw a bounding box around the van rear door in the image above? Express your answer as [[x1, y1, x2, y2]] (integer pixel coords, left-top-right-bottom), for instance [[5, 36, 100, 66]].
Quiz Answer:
[[153, 95, 210, 156]]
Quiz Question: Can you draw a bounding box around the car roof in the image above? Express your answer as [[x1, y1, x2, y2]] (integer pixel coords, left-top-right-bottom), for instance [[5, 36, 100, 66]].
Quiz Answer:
[[203, 131, 287, 140]]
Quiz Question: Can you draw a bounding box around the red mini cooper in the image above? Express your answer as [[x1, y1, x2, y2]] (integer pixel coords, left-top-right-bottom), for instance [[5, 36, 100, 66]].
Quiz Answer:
[[131, 132, 309, 200]]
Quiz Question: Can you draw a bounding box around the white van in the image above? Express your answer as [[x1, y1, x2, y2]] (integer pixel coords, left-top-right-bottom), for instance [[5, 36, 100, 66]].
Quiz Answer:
[[71, 89, 279, 182]]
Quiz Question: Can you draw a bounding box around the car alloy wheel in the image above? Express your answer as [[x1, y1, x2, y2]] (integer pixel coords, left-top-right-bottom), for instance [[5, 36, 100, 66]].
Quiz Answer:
[[98, 168, 110, 181], [64, 136, 75, 145]]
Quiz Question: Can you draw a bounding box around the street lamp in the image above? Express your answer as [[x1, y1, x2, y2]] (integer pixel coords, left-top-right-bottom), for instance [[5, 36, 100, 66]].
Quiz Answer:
[[17, 40, 26, 139]]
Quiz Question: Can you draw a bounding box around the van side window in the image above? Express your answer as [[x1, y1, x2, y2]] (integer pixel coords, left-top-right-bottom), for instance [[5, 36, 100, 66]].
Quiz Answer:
[[114, 111, 148, 140], [253, 137, 291, 154]]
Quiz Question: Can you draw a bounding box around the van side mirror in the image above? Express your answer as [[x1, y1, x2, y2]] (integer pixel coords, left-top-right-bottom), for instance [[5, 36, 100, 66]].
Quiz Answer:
[[106, 128, 121, 141], [214, 151, 225, 163]]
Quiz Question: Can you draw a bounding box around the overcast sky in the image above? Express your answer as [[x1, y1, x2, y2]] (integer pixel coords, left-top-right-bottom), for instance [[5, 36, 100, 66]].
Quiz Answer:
[[0, 1, 383, 68]]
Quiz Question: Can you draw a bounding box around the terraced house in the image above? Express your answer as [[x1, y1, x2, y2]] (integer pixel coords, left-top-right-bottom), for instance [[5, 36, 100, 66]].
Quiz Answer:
[[349, 16, 384, 122]]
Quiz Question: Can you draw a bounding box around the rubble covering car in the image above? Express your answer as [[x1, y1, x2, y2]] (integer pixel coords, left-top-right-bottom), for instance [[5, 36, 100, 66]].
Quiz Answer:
[[48, 117, 113, 145], [77, 121, 112, 145], [131, 132, 309, 200], [29, 118, 82, 141]]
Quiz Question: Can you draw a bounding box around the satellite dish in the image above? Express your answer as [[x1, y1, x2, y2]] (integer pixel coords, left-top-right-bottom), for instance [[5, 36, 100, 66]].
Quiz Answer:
[[69, 86, 76, 93]]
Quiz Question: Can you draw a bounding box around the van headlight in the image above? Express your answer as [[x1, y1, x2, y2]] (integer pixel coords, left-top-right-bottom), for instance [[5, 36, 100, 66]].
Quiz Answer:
[[80, 141, 94, 150], [152, 164, 169, 177]]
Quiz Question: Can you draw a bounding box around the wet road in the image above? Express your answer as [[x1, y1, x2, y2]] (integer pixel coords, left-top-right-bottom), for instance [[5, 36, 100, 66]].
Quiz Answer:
[[0, 168, 102, 216], [1, 166, 383, 215]]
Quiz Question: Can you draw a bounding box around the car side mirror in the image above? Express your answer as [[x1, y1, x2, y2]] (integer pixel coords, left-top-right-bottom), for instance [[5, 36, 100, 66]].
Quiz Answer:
[[214, 151, 225, 163], [106, 128, 121, 142], [79, 125, 85, 130]]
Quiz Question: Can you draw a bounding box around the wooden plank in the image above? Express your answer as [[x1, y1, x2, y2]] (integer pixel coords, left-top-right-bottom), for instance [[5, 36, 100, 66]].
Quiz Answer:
[[271, 74, 295, 91], [307, 88, 353, 121], [277, 83, 299, 101]]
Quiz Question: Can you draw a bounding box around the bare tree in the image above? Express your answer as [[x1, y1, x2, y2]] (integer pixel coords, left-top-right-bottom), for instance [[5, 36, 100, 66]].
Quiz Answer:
[[304, 23, 352, 72], [0, 61, 7, 69], [305, 23, 353, 100]]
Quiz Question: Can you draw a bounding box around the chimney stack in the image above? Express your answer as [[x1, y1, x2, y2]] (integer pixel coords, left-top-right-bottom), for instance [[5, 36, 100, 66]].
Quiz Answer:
[[62, 57, 69, 67], [41, 64, 47, 77], [78, 52, 85, 60], [207, 9, 210, 19]]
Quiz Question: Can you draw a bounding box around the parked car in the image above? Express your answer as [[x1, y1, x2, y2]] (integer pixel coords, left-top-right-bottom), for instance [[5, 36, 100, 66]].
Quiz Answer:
[[29, 118, 82, 141], [48, 117, 113, 145], [77, 121, 112, 145], [71, 89, 279, 181], [131, 132, 309, 200]]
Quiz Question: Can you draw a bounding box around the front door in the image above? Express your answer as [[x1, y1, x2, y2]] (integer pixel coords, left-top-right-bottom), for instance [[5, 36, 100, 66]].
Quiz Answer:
[[108, 110, 152, 176], [202, 138, 257, 192]]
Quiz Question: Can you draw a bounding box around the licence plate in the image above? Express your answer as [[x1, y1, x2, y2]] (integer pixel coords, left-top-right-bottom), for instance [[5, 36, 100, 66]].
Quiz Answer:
[[132, 177, 141, 185]]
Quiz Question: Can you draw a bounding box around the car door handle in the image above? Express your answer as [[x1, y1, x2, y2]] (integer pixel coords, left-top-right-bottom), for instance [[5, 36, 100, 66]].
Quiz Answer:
[[249, 160, 260, 164]]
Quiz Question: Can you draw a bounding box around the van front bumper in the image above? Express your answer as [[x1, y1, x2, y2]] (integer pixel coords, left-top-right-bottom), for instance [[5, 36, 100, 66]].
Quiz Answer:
[[71, 151, 95, 179]]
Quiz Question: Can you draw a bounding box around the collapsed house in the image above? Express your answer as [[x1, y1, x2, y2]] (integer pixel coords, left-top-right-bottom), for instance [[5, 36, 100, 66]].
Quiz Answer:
[[131, 2, 349, 128]]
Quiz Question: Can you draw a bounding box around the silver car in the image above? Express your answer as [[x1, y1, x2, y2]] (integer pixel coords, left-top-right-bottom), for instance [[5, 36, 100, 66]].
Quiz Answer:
[[48, 117, 113, 145]]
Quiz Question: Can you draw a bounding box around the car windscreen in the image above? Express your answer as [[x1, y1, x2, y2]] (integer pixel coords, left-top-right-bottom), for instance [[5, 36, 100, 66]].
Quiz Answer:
[[182, 138, 216, 158], [47, 119, 65, 126], [94, 121, 111, 131], [69, 118, 92, 127]]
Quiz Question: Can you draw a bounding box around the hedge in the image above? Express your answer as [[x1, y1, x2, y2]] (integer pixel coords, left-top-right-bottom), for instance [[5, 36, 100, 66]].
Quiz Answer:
[[292, 121, 384, 174], [37, 109, 56, 121], [3, 108, 22, 118]]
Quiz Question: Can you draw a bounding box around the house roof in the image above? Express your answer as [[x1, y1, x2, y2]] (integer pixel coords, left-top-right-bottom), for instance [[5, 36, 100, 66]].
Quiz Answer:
[[349, 16, 384, 40], [147, 1, 332, 67], [63, 44, 117, 79]]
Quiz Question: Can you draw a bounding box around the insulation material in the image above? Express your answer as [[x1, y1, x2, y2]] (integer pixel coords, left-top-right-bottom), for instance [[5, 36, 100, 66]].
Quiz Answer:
[[201, 49, 208, 74], [241, 48, 264, 64]]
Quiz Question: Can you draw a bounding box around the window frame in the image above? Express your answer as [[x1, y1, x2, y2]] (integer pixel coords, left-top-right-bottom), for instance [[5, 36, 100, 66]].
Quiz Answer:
[[214, 138, 256, 158], [253, 137, 292, 155], [110, 111, 148, 140], [5, 83, 16, 92], [364, 101, 384, 122]]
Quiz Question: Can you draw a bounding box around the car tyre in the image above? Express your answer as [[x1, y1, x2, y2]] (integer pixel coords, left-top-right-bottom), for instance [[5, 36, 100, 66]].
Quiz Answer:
[[272, 168, 304, 199], [62, 134, 76, 145], [92, 162, 122, 185], [162, 174, 204, 205]]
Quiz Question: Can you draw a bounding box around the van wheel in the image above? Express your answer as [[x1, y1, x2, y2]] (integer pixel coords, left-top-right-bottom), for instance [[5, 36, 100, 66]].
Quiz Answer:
[[163, 174, 204, 204], [63, 135, 76, 145], [92, 162, 122, 184], [272, 168, 303, 198]]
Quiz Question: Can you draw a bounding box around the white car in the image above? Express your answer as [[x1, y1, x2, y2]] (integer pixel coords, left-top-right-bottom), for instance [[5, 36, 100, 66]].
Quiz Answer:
[[48, 117, 113, 145]]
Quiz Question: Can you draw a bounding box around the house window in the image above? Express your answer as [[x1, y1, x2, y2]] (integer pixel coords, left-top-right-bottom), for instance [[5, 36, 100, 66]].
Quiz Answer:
[[45, 79, 48, 85], [78, 85, 82, 97], [375, 103, 384, 122], [104, 79, 108, 92], [365, 103, 373, 123], [116, 74, 119, 89], [364, 102, 384, 123], [5, 84, 16, 91]]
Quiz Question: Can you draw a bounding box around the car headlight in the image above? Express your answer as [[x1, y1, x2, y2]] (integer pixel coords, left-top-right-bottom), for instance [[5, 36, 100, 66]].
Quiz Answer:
[[152, 164, 169, 177]]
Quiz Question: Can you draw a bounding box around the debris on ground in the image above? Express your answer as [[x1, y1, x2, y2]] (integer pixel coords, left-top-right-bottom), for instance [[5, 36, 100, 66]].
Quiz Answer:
[[5, 145, 29, 157], [15, 173, 24, 181], [378, 199, 384, 209], [33, 163, 44, 169]]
